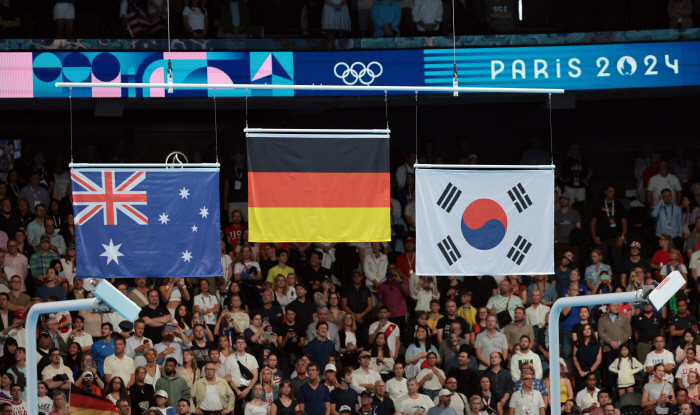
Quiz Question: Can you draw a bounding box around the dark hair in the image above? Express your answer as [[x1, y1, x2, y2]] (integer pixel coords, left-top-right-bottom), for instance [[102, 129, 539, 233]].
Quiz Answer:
[[73, 315, 84, 323], [101, 322, 114, 331], [378, 305, 389, 313], [519, 335, 530, 342], [677, 388, 688, 397], [307, 362, 320, 372], [576, 323, 594, 347], [178, 399, 190, 406], [279, 379, 295, 399], [680, 329, 698, 351], [310, 251, 323, 260], [597, 389, 609, 398], [617, 344, 632, 370], [413, 326, 429, 347], [0, 293, 8, 301], [104, 376, 129, 401], [175, 304, 193, 328], [114, 337, 126, 346], [165, 357, 178, 366], [339, 366, 353, 380], [316, 321, 328, 330], [479, 376, 494, 395], [371, 332, 391, 358], [276, 248, 289, 257], [584, 372, 596, 381], [0, 404, 9, 412]]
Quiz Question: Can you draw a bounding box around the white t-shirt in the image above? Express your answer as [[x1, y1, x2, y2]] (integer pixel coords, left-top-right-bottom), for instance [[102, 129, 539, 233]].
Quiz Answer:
[[644, 350, 675, 383], [37, 396, 53, 413], [60, 258, 75, 285], [647, 173, 682, 206], [386, 377, 408, 401], [201, 383, 224, 411], [508, 390, 545, 415], [416, 367, 446, 391], [183, 6, 207, 31], [676, 362, 700, 387], [221, 255, 233, 280], [11, 400, 27, 415], [689, 251, 700, 273], [433, 392, 467, 415], [368, 321, 401, 356], [400, 394, 434, 414], [234, 261, 261, 279], [225, 352, 258, 387], [194, 293, 219, 325], [575, 388, 600, 410], [660, 263, 687, 278]]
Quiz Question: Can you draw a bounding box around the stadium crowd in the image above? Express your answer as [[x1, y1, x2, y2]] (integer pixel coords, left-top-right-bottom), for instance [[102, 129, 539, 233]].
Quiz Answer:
[[0, 140, 697, 415], [0, 0, 699, 40]]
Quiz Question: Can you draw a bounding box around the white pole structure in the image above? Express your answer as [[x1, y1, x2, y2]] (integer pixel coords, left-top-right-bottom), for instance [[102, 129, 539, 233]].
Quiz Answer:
[[26, 298, 98, 415], [70, 163, 220, 168], [55, 82, 565, 95], [414, 164, 556, 170]]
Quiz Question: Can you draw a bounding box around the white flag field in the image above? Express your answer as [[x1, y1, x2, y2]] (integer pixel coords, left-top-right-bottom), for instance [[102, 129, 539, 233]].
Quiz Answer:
[[416, 168, 554, 276]]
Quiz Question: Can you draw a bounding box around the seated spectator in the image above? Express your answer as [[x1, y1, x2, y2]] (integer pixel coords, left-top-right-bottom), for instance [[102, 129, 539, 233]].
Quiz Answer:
[[0, 0, 20, 38], [371, 0, 401, 37], [399, 379, 434, 415], [677, 348, 700, 387], [575, 374, 600, 413], [621, 241, 652, 287], [609, 344, 644, 396], [412, 0, 442, 33], [183, 0, 208, 38], [642, 364, 677, 414], [368, 332, 394, 375], [668, 0, 694, 28]]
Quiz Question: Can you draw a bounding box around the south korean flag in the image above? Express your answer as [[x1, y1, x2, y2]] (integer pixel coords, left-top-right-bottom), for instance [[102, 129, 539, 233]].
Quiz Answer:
[[415, 168, 555, 276]]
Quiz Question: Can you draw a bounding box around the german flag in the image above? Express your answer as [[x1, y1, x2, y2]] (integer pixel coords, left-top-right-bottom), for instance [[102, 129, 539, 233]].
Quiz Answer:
[[69, 385, 118, 415], [247, 130, 390, 242]]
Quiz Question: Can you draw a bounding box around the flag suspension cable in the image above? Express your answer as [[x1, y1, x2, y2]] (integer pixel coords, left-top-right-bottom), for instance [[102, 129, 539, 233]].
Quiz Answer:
[[415, 92, 418, 156], [69, 87, 73, 163], [214, 89, 219, 163], [415, 164, 555, 169], [55, 82, 565, 95], [385, 90, 389, 129], [549, 93, 554, 165]]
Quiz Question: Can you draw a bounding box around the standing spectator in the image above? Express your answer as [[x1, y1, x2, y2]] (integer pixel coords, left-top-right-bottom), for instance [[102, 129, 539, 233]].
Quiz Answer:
[[676, 348, 700, 387], [298, 363, 331, 415], [447, 350, 479, 398], [219, 0, 249, 37], [306, 322, 336, 367], [510, 336, 542, 381], [225, 210, 246, 250], [192, 363, 236, 414], [41, 347, 73, 394], [573, 324, 602, 394], [608, 344, 644, 396], [91, 322, 115, 376], [155, 358, 191, 406], [574, 374, 600, 412], [621, 242, 652, 288], [429, 390, 456, 415], [670, 147, 695, 188], [125, 319, 151, 367], [486, 279, 523, 324], [525, 291, 549, 332], [644, 336, 675, 383], [686, 217, 700, 259], [376, 268, 409, 335], [598, 303, 632, 390], [364, 243, 388, 298], [648, 161, 683, 207], [669, 299, 698, 350], [351, 352, 382, 394], [223, 149, 249, 222], [371, 0, 401, 37], [399, 379, 435, 415], [330, 367, 359, 414], [652, 190, 685, 250], [0, 201, 21, 241], [266, 249, 295, 287], [555, 194, 581, 266], [31, 218, 65, 255], [396, 237, 416, 282], [463, 275, 498, 309], [633, 303, 666, 362], [368, 306, 400, 360], [413, 276, 440, 313], [642, 364, 676, 415], [104, 337, 135, 387], [559, 145, 593, 205], [372, 380, 395, 415], [583, 251, 613, 293], [475, 315, 508, 372], [183, 0, 208, 38], [503, 308, 534, 355], [412, 0, 442, 33], [591, 185, 627, 275], [438, 322, 468, 365], [507, 372, 545, 415], [341, 270, 372, 347], [435, 300, 469, 344], [19, 173, 50, 213], [416, 352, 445, 400], [321, 0, 351, 32], [139, 289, 172, 344], [487, 0, 515, 33]]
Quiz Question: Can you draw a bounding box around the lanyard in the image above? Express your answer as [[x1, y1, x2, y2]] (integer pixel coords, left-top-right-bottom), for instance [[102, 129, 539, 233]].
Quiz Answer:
[[407, 254, 415, 271], [486, 393, 491, 406], [201, 293, 213, 308], [233, 166, 243, 180], [520, 390, 534, 409], [663, 205, 674, 218], [604, 200, 614, 218]]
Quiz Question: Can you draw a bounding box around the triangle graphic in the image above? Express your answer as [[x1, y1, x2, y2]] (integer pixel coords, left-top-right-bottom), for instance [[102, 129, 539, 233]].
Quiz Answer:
[[252, 54, 273, 81], [270, 55, 291, 80]]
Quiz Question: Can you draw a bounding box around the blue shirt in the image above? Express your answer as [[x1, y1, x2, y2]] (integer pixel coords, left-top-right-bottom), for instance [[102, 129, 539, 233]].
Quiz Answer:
[[651, 202, 683, 238], [562, 305, 581, 332], [371, 0, 401, 37], [298, 382, 330, 415], [553, 267, 571, 297], [35, 284, 67, 302], [90, 338, 115, 375], [305, 337, 336, 367]]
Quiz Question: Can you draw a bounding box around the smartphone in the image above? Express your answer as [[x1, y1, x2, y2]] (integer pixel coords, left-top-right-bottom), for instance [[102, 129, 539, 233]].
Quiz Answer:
[[264, 317, 269, 323], [426, 277, 433, 282], [385, 272, 395, 279], [263, 333, 273, 339], [87, 359, 92, 368], [601, 275, 610, 280], [59, 271, 64, 277], [165, 324, 174, 331], [380, 317, 386, 323]]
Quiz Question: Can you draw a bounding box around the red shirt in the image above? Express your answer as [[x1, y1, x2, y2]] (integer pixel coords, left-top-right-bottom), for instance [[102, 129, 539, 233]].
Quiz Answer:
[[651, 249, 684, 280], [396, 253, 416, 278], [225, 224, 246, 248]]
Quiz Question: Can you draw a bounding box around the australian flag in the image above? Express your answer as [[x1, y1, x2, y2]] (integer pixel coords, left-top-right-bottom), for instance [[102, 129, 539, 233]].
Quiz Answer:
[[71, 168, 221, 279]]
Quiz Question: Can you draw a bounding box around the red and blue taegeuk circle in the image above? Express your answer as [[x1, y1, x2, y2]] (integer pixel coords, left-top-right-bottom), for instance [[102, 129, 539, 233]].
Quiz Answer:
[[461, 199, 508, 250]]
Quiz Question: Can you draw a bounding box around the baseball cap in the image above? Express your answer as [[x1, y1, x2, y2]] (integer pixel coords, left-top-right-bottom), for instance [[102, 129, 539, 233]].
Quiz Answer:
[[563, 251, 574, 261], [360, 390, 373, 398], [405, 236, 416, 243], [155, 390, 168, 399], [467, 153, 478, 161], [144, 408, 163, 415], [82, 371, 94, 379], [13, 311, 24, 319], [559, 192, 571, 200], [438, 389, 452, 397], [40, 235, 51, 243], [351, 269, 364, 277], [67, 243, 76, 251], [325, 364, 337, 373], [630, 241, 642, 249], [359, 351, 371, 358], [339, 406, 353, 414]]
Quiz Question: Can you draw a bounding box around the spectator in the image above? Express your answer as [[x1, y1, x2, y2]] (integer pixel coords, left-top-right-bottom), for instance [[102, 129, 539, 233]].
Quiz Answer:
[[633, 303, 665, 362], [376, 268, 409, 335], [583, 251, 612, 293], [504, 308, 534, 355], [139, 289, 172, 344], [155, 358, 191, 406], [29, 235, 60, 285], [591, 186, 627, 276], [676, 329, 700, 364], [669, 299, 698, 350], [526, 275, 556, 307], [36, 382, 52, 413], [642, 364, 676, 415], [154, 325, 191, 367], [435, 299, 469, 344], [644, 336, 675, 383], [225, 335, 259, 401], [321, 0, 351, 32], [330, 367, 359, 415], [342, 270, 373, 346], [429, 390, 456, 415], [399, 379, 434, 415], [405, 326, 439, 377], [669, 397, 696, 415], [621, 242, 652, 288], [573, 323, 602, 394], [677, 348, 700, 387], [91, 322, 115, 375], [266, 249, 295, 287], [183, 0, 208, 38], [371, 0, 401, 37], [105, 377, 129, 406], [0, 0, 19, 38], [277, 308, 307, 366], [555, 194, 581, 267], [574, 374, 600, 412], [416, 352, 445, 400], [192, 362, 236, 414], [463, 275, 498, 309], [438, 321, 468, 364], [412, 0, 442, 33], [510, 336, 542, 380], [49, 390, 69, 415], [485, 279, 523, 324], [446, 350, 479, 399], [291, 359, 309, 394], [608, 343, 644, 396], [686, 217, 700, 259], [125, 319, 151, 367], [372, 380, 395, 415], [525, 290, 549, 330], [487, 0, 515, 33], [649, 161, 683, 207], [351, 351, 382, 394], [306, 321, 335, 367], [41, 347, 73, 394], [19, 173, 50, 213], [31, 218, 64, 256], [386, 362, 408, 401], [160, 277, 190, 320], [0, 201, 21, 241], [559, 145, 592, 204], [508, 372, 545, 415], [298, 362, 331, 415], [599, 303, 632, 389], [652, 189, 684, 247], [272, 380, 300, 415], [668, 0, 694, 28], [368, 306, 400, 360], [104, 337, 135, 387], [475, 315, 508, 372], [287, 284, 316, 337], [130, 367, 155, 413], [396, 152, 416, 189]]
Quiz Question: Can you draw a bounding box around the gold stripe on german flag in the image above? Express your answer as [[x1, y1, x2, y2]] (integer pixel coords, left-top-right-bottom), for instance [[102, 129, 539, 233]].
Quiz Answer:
[[247, 131, 391, 242]]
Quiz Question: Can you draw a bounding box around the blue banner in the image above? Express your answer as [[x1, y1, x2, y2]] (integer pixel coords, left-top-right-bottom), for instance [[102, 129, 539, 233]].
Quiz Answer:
[[71, 168, 221, 279], [10, 40, 700, 98]]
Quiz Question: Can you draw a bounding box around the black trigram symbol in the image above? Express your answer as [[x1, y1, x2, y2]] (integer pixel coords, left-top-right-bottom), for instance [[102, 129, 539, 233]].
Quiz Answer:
[[507, 236, 532, 265], [508, 183, 533, 213], [436, 183, 462, 213], [437, 235, 461, 266]]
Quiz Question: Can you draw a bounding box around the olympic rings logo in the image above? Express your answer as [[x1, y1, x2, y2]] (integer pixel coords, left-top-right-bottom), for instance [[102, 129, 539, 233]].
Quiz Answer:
[[334, 61, 384, 85]]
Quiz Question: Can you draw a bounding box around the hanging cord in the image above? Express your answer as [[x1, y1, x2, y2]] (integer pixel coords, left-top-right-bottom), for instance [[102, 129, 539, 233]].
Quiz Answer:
[[69, 88, 73, 163], [451, 0, 457, 96], [166, 0, 173, 92], [548, 93, 554, 165], [245, 89, 249, 128], [384, 90, 388, 129], [213, 89, 219, 163], [415, 92, 418, 157]]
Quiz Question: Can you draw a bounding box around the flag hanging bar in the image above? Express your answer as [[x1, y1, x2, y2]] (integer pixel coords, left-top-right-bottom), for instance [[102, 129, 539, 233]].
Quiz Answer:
[[414, 164, 556, 170], [245, 128, 391, 134], [55, 82, 565, 95], [69, 163, 220, 168]]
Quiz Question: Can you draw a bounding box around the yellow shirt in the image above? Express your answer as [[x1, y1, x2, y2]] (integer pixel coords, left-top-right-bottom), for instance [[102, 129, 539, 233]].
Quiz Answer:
[[266, 265, 295, 284]]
